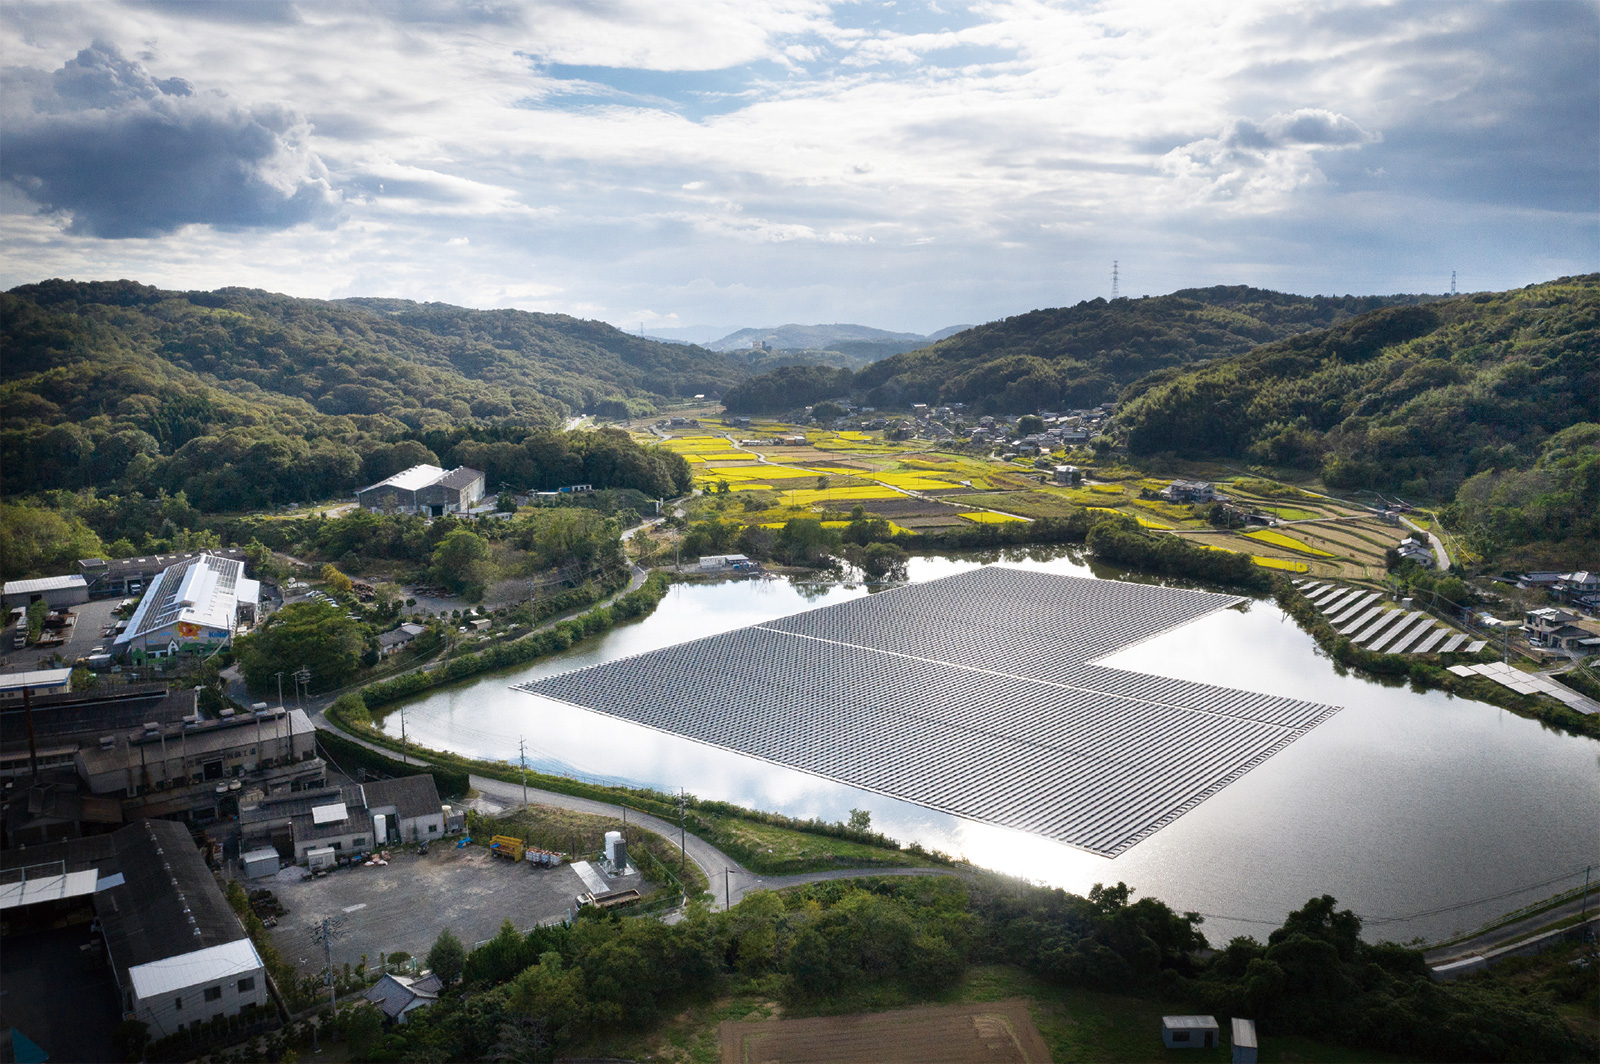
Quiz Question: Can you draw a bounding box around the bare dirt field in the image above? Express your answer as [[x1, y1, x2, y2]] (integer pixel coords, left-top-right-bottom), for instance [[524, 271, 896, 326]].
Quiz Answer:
[[720, 999, 1052, 1064]]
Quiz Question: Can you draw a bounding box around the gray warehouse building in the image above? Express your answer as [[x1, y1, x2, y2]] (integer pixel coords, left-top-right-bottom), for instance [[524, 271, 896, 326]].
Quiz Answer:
[[355, 464, 486, 516], [2, 575, 89, 610]]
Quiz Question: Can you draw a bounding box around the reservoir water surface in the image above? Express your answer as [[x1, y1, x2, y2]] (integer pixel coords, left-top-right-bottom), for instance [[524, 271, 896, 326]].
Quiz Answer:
[[377, 549, 1600, 945]]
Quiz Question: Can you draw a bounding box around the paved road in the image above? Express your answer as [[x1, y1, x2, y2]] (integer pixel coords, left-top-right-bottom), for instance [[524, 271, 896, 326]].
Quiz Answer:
[[469, 775, 956, 911], [1400, 516, 1451, 569], [1425, 893, 1600, 965]]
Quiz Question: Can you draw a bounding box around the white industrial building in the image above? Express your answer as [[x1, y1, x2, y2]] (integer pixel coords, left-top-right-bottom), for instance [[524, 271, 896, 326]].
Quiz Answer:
[[2, 574, 89, 610], [355, 464, 486, 516], [113, 553, 259, 663]]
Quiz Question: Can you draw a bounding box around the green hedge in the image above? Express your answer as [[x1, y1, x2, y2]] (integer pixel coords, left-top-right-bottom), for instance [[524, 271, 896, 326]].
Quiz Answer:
[[316, 726, 470, 798], [358, 572, 670, 710]]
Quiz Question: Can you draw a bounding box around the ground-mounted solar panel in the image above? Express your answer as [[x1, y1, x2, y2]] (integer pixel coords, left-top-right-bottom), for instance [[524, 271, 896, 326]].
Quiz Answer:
[[516, 566, 1340, 856]]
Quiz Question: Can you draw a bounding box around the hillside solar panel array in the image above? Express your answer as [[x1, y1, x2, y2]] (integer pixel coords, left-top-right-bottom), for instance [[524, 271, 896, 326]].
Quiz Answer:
[[517, 567, 1339, 855]]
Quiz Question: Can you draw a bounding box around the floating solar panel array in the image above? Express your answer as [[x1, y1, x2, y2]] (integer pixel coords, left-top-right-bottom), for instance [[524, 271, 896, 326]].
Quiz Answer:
[[516, 567, 1340, 856]]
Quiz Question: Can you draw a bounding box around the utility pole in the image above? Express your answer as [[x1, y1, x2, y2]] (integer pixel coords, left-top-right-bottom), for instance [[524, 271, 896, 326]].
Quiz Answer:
[[519, 736, 527, 808], [1584, 865, 1592, 919], [276, 671, 284, 708], [725, 867, 730, 911], [400, 704, 408, 765], [677, 789, 687, 879], [21, 682, 38, 781], [311, 915, 344, 1031]]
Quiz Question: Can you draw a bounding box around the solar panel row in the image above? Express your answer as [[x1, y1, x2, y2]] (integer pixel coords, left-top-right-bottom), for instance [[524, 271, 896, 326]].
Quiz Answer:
[[517, 567, 1339, 855]]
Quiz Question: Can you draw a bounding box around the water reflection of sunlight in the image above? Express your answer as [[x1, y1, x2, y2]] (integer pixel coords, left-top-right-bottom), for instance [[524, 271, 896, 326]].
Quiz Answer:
[[380, 552, 1600, 945]]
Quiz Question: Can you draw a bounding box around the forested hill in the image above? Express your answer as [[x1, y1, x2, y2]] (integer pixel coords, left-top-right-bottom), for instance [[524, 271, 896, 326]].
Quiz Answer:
[[847, 285, 1431, 412], [1117, 275, 1599, 564], [0, 279, 721, 510]]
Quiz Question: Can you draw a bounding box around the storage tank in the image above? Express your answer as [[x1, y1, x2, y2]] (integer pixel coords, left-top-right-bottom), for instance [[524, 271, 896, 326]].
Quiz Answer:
[[604, 830, 628, 871], [372, 813, 387, 848]]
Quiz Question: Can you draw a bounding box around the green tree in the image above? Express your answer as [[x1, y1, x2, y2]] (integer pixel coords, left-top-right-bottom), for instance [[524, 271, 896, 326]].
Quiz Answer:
[[320, 563, 354, 595], [342, 1003, 383, 1057], [234, 601, 363, 693], [427, 927, 467, 987], [1017, 414, 1045, 435], [431, 528, 493, 599]]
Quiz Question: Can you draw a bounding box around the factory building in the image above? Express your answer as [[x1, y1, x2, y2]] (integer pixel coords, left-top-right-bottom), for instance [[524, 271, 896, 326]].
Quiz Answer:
[[74, 706, 319, 799], [1, 575, 89, 611], [112, 553, 259, 663], [355, 464, 486, 516], [239, 774, 445, 864]]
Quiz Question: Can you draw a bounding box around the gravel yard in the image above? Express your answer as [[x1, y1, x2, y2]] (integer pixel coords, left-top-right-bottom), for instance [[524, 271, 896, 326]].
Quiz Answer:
[[264, 843, 648, 974]]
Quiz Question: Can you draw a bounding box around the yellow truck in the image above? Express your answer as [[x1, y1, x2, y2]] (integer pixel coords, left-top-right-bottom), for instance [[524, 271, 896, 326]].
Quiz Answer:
[[489, 835, 525, 861]]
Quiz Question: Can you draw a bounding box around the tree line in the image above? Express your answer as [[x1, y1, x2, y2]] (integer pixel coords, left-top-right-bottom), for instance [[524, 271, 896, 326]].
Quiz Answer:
[[352, 876, 1589, 1063]]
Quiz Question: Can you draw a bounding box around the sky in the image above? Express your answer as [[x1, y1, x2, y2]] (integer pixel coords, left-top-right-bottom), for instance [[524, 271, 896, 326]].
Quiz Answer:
[[1, 0, 1595, 336]]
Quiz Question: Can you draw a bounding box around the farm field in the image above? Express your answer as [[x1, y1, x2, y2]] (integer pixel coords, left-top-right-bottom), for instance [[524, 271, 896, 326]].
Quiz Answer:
[[641, 418, 1407, 578], [719, 999, 1052, 1064]]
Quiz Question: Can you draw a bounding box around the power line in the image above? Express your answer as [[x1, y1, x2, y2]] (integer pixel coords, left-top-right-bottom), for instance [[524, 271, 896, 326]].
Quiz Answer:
[[1192, 867, 1594, 930]]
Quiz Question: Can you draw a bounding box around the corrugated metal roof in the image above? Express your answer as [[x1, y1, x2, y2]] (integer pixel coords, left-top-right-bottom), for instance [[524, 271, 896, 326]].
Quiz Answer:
[[3, 575, 88, 594], [0, 869, 100, 910], [433, 465, 484, 490], [0, 668, 73, 691], [311, 802, 349, 825], [129, 938, 262, 999], [361, 464, 445, 493], [115, 553, 245, 644]]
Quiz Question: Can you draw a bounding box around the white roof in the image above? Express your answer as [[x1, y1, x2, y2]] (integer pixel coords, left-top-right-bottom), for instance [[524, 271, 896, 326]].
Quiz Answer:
[[241, 847, 281, 863], [1231, 1018, 1258, 1049], [311, 802, 349, 825], [0, 869, 100, 911], [364, 464, 446, 493], [2, 575, 88, 595], [0, 668, 73, 691], [129, 937, 262, 1000], [1162, 1015, 1219, 1029], [236, 577, 260, 607], [115, 553, 245, 645]]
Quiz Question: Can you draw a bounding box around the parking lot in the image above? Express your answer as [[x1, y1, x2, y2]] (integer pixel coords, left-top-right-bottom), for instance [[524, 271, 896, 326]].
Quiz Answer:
[[263, 844, 649, 973], [1, 596, 123, 672]]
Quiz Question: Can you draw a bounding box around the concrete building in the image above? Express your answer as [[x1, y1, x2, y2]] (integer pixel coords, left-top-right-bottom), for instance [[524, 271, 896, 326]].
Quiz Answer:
[[76, 549, 249, 599], [1396, 536, 1435, 567], [697, 553, 752, 571], [2, 575, 89, 611], [75, 707, 319, 798], [0, 668, 73, 702], [239, 774, 444, 863], [112, 553, 259, 663], [1162, 1016, 1219, 1049], [356, 464, 486, 516], [104, 820, 269, 1038], [0, 820, 268, 1042]]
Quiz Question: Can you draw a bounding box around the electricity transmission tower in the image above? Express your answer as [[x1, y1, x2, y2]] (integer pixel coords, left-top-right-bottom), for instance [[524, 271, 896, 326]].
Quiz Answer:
[[1111, 260, 1119, 299], [1450, 270, 1457, 296]]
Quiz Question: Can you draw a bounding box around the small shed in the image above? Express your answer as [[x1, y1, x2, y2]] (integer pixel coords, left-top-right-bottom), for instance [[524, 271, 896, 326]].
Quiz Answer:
[[306, 845, 337, 871], [1162, 1015, 1218, 1049], [241, 847, 282, 878], [1231, 1018, 1258, 1063]]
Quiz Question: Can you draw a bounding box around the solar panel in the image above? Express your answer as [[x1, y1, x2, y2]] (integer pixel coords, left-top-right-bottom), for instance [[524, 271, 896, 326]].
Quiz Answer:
[[516, 567, 1340, 856]]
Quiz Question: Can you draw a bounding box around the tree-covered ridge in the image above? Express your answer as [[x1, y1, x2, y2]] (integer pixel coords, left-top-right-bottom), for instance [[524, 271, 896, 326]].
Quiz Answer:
[[847, 285, 1430, 412], [1116, 276, 1600, 504], [0, 279, 709, 511]]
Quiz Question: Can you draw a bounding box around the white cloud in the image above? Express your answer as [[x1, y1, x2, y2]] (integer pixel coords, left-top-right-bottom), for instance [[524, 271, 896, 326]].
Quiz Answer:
[[0, 0, 1592, 329]]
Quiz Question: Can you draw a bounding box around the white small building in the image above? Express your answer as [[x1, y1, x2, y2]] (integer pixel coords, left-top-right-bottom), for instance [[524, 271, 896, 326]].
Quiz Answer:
[[1161, 1015, 1219, 1050], [1231, 1018, 1258, 1064], [698, 554, 751, 571], [0, 668, 73, 702]]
